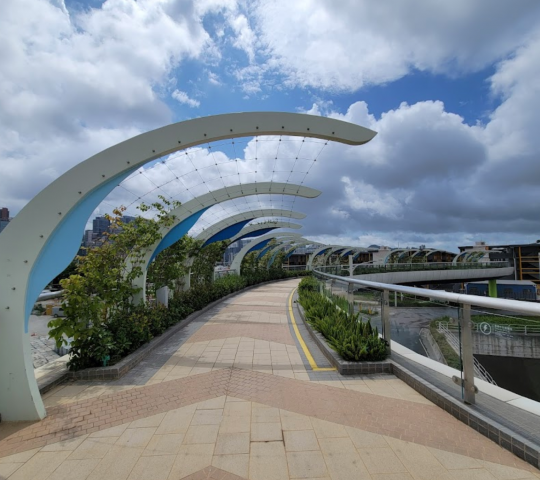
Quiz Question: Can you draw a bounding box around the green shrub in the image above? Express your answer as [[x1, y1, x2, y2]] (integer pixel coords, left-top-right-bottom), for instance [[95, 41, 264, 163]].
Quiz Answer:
[[297, 289, 387, 362]]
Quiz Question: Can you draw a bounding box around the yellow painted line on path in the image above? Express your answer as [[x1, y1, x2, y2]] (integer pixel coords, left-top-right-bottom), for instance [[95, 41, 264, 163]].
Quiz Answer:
[[288, 288, 336, 372]]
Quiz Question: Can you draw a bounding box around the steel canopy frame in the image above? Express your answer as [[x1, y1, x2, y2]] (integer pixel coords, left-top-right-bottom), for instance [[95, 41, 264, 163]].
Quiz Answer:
[[229, 221, 301, 244], [130, 182, 318, 303], [0, 111, 376, 420], [194, 209, 306, 246], [229, 233, 303, 274]]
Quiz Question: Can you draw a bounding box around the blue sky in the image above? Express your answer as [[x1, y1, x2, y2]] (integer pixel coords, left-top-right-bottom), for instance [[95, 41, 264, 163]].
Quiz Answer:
[[2, 0, 540, 251]]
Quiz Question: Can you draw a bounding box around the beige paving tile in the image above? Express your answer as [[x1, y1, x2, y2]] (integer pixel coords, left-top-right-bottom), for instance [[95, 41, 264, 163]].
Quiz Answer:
[[184, 424, 220, 444], [252, 407, 281, 423], [219, 416, 251, 433], [287, 451, 329, 479], [318, 437, 358, 457], [358, 447, 408, 474], [249, 441, 288, 480], [127, 454, 175, 480], [224, 401, 251, 417], [251, 422, 283, 442], [0, 446, 40, 464], [46, 458, 100, 480], [0, 462, 23, 478], [385, 437, 442, 470], [190, 409, 223, 425], [214, 433, 250, 455], [116, 427, 157, 448], [155, 406, 196, 434], [447, 469, 499, 480], [371, 474, 415, 480], [169, 444, 215, 479], [143, 434, 184, 456], [212, 454, 249, 478], [346, 426, 388, 449], [68, 437, 118, 460], [322, 450, 371, 480], [427, 447, 483, 470], [87, 445, 143, 480], [8, 451, 71, 480], [481, 460, 538, 480], [280, 411, 312, 431], [311, 418, 348, 439], [41, 434, 89, 452], [196, 396, 227, 410], [283, 430, 319, 452], [129, 413, 166, 429], [89, 423, 129, 438]]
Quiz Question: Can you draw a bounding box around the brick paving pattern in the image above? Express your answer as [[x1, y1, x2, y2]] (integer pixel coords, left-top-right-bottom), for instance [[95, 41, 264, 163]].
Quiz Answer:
[[0, 279, 538, 479]]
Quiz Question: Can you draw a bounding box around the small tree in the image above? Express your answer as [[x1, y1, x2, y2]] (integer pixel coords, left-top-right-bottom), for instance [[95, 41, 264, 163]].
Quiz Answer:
[[190, 241, 229, 285], [48, 197, 180, 370]]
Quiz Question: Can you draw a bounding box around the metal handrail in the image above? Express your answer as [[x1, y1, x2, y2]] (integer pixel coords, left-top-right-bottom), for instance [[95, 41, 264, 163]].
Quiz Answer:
[[314, 270, 540, 316], [439, 321, 540, 336], [436, 323, 497, 385], [316, 261, 510, 276]]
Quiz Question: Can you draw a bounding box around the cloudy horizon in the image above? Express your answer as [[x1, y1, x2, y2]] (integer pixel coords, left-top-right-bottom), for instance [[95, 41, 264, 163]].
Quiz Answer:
[[2, 0, 540, 253]]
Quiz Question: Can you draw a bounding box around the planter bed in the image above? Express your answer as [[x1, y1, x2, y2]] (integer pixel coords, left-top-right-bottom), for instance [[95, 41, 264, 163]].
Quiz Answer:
[[295, 295, 392, 375]]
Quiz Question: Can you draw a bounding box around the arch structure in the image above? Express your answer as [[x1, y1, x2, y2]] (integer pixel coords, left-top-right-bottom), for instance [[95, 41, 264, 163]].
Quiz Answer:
[[231, 221, 302, 246], [340, 248, 367, 259], [228, 220, 301, 245], [229, 233, 303, 274], [194, 209, 306, 246], [0, 111, 376, 420], [256, 234, 304, 260], [129, 182, 318, 303], [265, 237, 311, 268], [453, 250, 488, 265], [307, 245, 346, 270], [285, 241, 320, 260], [322, 246, 348, 265], [383, 249, 407, 264]]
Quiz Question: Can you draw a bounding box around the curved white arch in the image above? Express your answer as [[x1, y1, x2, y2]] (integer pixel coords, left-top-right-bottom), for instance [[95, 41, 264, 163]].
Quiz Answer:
[[266, 238, 311, 268], [131, 183, 317, 302], [230, 233, 303, 274], [195, 209, 306, 245], [383, 249, 407, 264], [0, 111, 375, 420], [307, 245, 335, 270], [229, 221, 301, 244]]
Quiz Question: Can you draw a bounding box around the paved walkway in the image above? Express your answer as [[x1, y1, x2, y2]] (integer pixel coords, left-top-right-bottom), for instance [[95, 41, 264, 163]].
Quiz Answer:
[[1, 279, 539, 480]]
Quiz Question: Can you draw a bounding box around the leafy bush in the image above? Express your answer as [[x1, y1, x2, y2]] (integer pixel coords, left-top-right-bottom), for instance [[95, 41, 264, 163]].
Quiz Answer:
[[298, 276, 319, 294], [297, 286, 387, 362]]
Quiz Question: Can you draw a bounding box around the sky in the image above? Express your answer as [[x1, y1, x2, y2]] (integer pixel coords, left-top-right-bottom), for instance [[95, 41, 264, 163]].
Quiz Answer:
[[2, 0, 540, 252]]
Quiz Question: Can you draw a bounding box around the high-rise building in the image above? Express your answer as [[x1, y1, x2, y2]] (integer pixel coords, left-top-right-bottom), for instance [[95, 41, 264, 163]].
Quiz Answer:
[[92, 216, 110, 237], [0, 208, 10, 234]]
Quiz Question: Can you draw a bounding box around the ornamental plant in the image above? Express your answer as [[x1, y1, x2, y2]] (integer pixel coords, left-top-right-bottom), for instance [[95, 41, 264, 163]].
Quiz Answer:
[[297, 277, 387, 362]]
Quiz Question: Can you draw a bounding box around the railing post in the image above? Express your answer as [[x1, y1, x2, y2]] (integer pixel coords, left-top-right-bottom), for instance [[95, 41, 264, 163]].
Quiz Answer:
[[460, 303, 476, 405], [347, 283, 354, 315], [381, 289, 391, 355]]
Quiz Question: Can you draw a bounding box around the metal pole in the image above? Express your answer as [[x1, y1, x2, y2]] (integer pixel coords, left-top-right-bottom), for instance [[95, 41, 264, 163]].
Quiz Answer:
[[381, 289, 391, 355], [348, 283, 354, 315], [460, 303, 476, 405], [349, 254, 353, 277]]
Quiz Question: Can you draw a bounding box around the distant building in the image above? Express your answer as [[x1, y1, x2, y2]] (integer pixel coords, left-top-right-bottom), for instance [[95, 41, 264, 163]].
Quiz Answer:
[[459, 242, 540, 289], [92, 216, 110, 237], [0, 207, 10, 234]]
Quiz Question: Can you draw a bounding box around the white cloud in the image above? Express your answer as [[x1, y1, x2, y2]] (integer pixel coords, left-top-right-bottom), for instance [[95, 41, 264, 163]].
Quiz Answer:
[[0, 0, 220, 211], [172, 90, 200, 107], [248, 0, 540, 91]]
